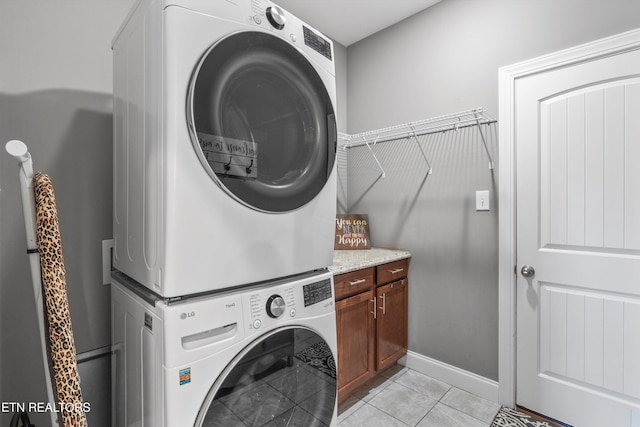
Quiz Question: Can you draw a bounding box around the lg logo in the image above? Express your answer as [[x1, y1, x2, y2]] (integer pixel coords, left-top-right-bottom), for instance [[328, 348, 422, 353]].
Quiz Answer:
[[180, 311, 196, 320]]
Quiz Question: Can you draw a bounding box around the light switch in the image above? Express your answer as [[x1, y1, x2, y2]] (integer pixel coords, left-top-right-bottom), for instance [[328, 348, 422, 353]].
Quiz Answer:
[[476, 190, 490, 211]]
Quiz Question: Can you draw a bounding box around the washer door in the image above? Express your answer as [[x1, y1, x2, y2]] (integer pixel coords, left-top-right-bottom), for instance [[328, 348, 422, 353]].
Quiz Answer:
[[195, 327, 336, 427], [188, 31, 337, 213]]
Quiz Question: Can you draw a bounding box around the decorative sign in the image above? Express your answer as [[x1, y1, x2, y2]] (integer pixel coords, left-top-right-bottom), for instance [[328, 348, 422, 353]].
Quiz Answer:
[[335, 214, 371, 250], [197, 132, 258, 179]]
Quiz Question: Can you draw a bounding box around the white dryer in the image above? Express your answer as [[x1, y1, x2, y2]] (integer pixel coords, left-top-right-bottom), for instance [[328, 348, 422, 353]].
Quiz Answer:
[[112, 0, 337, 297], [112, 269, 338, 426]]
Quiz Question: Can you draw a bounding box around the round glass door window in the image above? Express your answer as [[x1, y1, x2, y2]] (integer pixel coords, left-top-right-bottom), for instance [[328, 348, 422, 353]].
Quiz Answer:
[[188, 31, 337, 212], [195, 327, 337, 427]]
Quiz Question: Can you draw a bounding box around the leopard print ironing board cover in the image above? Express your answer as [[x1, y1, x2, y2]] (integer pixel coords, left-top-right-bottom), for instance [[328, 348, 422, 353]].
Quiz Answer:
[[34, 173, 88, 427]]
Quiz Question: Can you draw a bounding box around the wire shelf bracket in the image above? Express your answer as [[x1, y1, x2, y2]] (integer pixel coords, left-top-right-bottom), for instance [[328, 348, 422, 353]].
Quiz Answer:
[[362, 135, 386, 178], [408, 126, 433, 174], [338, 132, 388, 178], [474, 111, 495, 170]]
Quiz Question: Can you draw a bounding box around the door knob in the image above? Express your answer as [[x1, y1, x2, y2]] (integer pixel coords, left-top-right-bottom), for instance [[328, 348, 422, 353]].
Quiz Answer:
[[521, 265, 535, 278]]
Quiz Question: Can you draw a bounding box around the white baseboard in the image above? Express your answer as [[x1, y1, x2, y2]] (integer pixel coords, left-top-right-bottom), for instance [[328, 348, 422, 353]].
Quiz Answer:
[[399, 351, 499, 403]]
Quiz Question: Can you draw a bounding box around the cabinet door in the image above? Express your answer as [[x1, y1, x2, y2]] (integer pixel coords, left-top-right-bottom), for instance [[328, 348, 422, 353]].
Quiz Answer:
[[376, 279, 408, 372], [336, 289, 375, 402]]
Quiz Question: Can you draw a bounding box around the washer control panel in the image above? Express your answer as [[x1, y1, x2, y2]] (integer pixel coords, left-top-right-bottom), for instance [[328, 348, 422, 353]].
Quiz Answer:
[[265, 5, 286, 30], [302, 278, 333, 307], [244, 272, 334, 331], [248, 286, 295, 329], [266, 294, 286, 318]]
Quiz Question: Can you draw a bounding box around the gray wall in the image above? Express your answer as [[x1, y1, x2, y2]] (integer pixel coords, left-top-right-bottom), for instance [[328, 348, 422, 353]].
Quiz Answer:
[[345, 0, 640, 381], [347, 0, 640, 133], [0, 1, 133, 425]]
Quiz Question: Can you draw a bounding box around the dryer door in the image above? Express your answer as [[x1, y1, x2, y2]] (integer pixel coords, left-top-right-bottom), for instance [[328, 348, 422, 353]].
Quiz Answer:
[[189, 31, 336, 213], [195, 327, 336, 426]]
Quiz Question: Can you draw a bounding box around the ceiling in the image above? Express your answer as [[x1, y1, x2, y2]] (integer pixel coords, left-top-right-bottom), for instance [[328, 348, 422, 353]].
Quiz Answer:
[[272, 0, 442, 47]]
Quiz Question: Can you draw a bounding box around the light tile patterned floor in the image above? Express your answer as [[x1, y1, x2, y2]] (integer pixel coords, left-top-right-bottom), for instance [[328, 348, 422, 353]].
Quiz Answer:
[[337, 366, 501, 427]]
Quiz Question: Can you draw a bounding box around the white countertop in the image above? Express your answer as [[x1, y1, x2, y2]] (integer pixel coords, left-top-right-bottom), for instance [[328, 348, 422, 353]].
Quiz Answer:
[[329, 248, 411, 275]]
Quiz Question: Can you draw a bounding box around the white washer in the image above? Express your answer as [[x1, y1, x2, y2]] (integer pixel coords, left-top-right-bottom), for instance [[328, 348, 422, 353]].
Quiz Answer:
[[112, 269, 337, 427], [112, 0, 338, 297]]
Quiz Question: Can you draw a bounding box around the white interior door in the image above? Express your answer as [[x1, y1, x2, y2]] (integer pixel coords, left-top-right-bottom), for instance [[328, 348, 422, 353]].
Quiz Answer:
[[515, 41, 640, 426]]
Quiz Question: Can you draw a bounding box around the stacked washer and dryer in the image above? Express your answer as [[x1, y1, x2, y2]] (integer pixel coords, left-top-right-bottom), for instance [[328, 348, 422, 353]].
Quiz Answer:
[[110, 0, 338, 425]]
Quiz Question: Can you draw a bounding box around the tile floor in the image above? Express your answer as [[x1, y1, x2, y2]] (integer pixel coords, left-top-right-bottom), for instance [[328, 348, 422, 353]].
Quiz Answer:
[[337, 366, 501, 427]]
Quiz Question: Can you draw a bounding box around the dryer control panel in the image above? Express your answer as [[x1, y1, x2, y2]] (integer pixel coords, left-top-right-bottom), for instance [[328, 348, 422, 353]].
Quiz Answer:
[[249, 0, 334, 65]]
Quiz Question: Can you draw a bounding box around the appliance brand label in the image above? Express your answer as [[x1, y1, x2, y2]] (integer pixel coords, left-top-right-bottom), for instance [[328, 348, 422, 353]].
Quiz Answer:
[[179, 368, 191, 386], [180, 311, 195, 320]]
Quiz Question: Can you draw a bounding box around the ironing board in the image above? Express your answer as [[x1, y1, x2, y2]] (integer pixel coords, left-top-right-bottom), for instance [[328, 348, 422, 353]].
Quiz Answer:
[[33, 173, 88, 427], [6, 140, 87, 427]]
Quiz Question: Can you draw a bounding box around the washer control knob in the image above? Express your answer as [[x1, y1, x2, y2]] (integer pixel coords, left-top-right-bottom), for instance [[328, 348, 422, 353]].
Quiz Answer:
[[266, 295, 286, 318], [266, 6, 285, 30]]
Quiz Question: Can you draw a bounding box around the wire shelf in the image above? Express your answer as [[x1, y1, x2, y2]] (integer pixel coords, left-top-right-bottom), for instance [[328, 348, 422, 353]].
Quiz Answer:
[[338, 107, 497, 176]]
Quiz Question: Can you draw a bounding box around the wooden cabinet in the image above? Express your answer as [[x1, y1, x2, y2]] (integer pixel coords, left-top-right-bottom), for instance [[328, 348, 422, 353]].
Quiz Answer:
[[376, 259, 408, 285], [336, 289, 375, 400], [334, 258, 409, 404], [334, 267, 375, 300], [376, 279, 407, 372]]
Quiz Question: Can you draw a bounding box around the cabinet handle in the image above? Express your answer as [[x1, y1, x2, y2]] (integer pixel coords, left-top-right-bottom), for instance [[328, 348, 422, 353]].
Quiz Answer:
[[379, 293, 386, 315], [370, 298, 377, 319], [388, 268, 404, 275], [349, 278, 366, 286]]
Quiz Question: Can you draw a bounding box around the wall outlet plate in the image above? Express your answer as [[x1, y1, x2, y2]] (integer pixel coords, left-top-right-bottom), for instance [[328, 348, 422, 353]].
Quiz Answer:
[[102, 239, 114, 285]]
